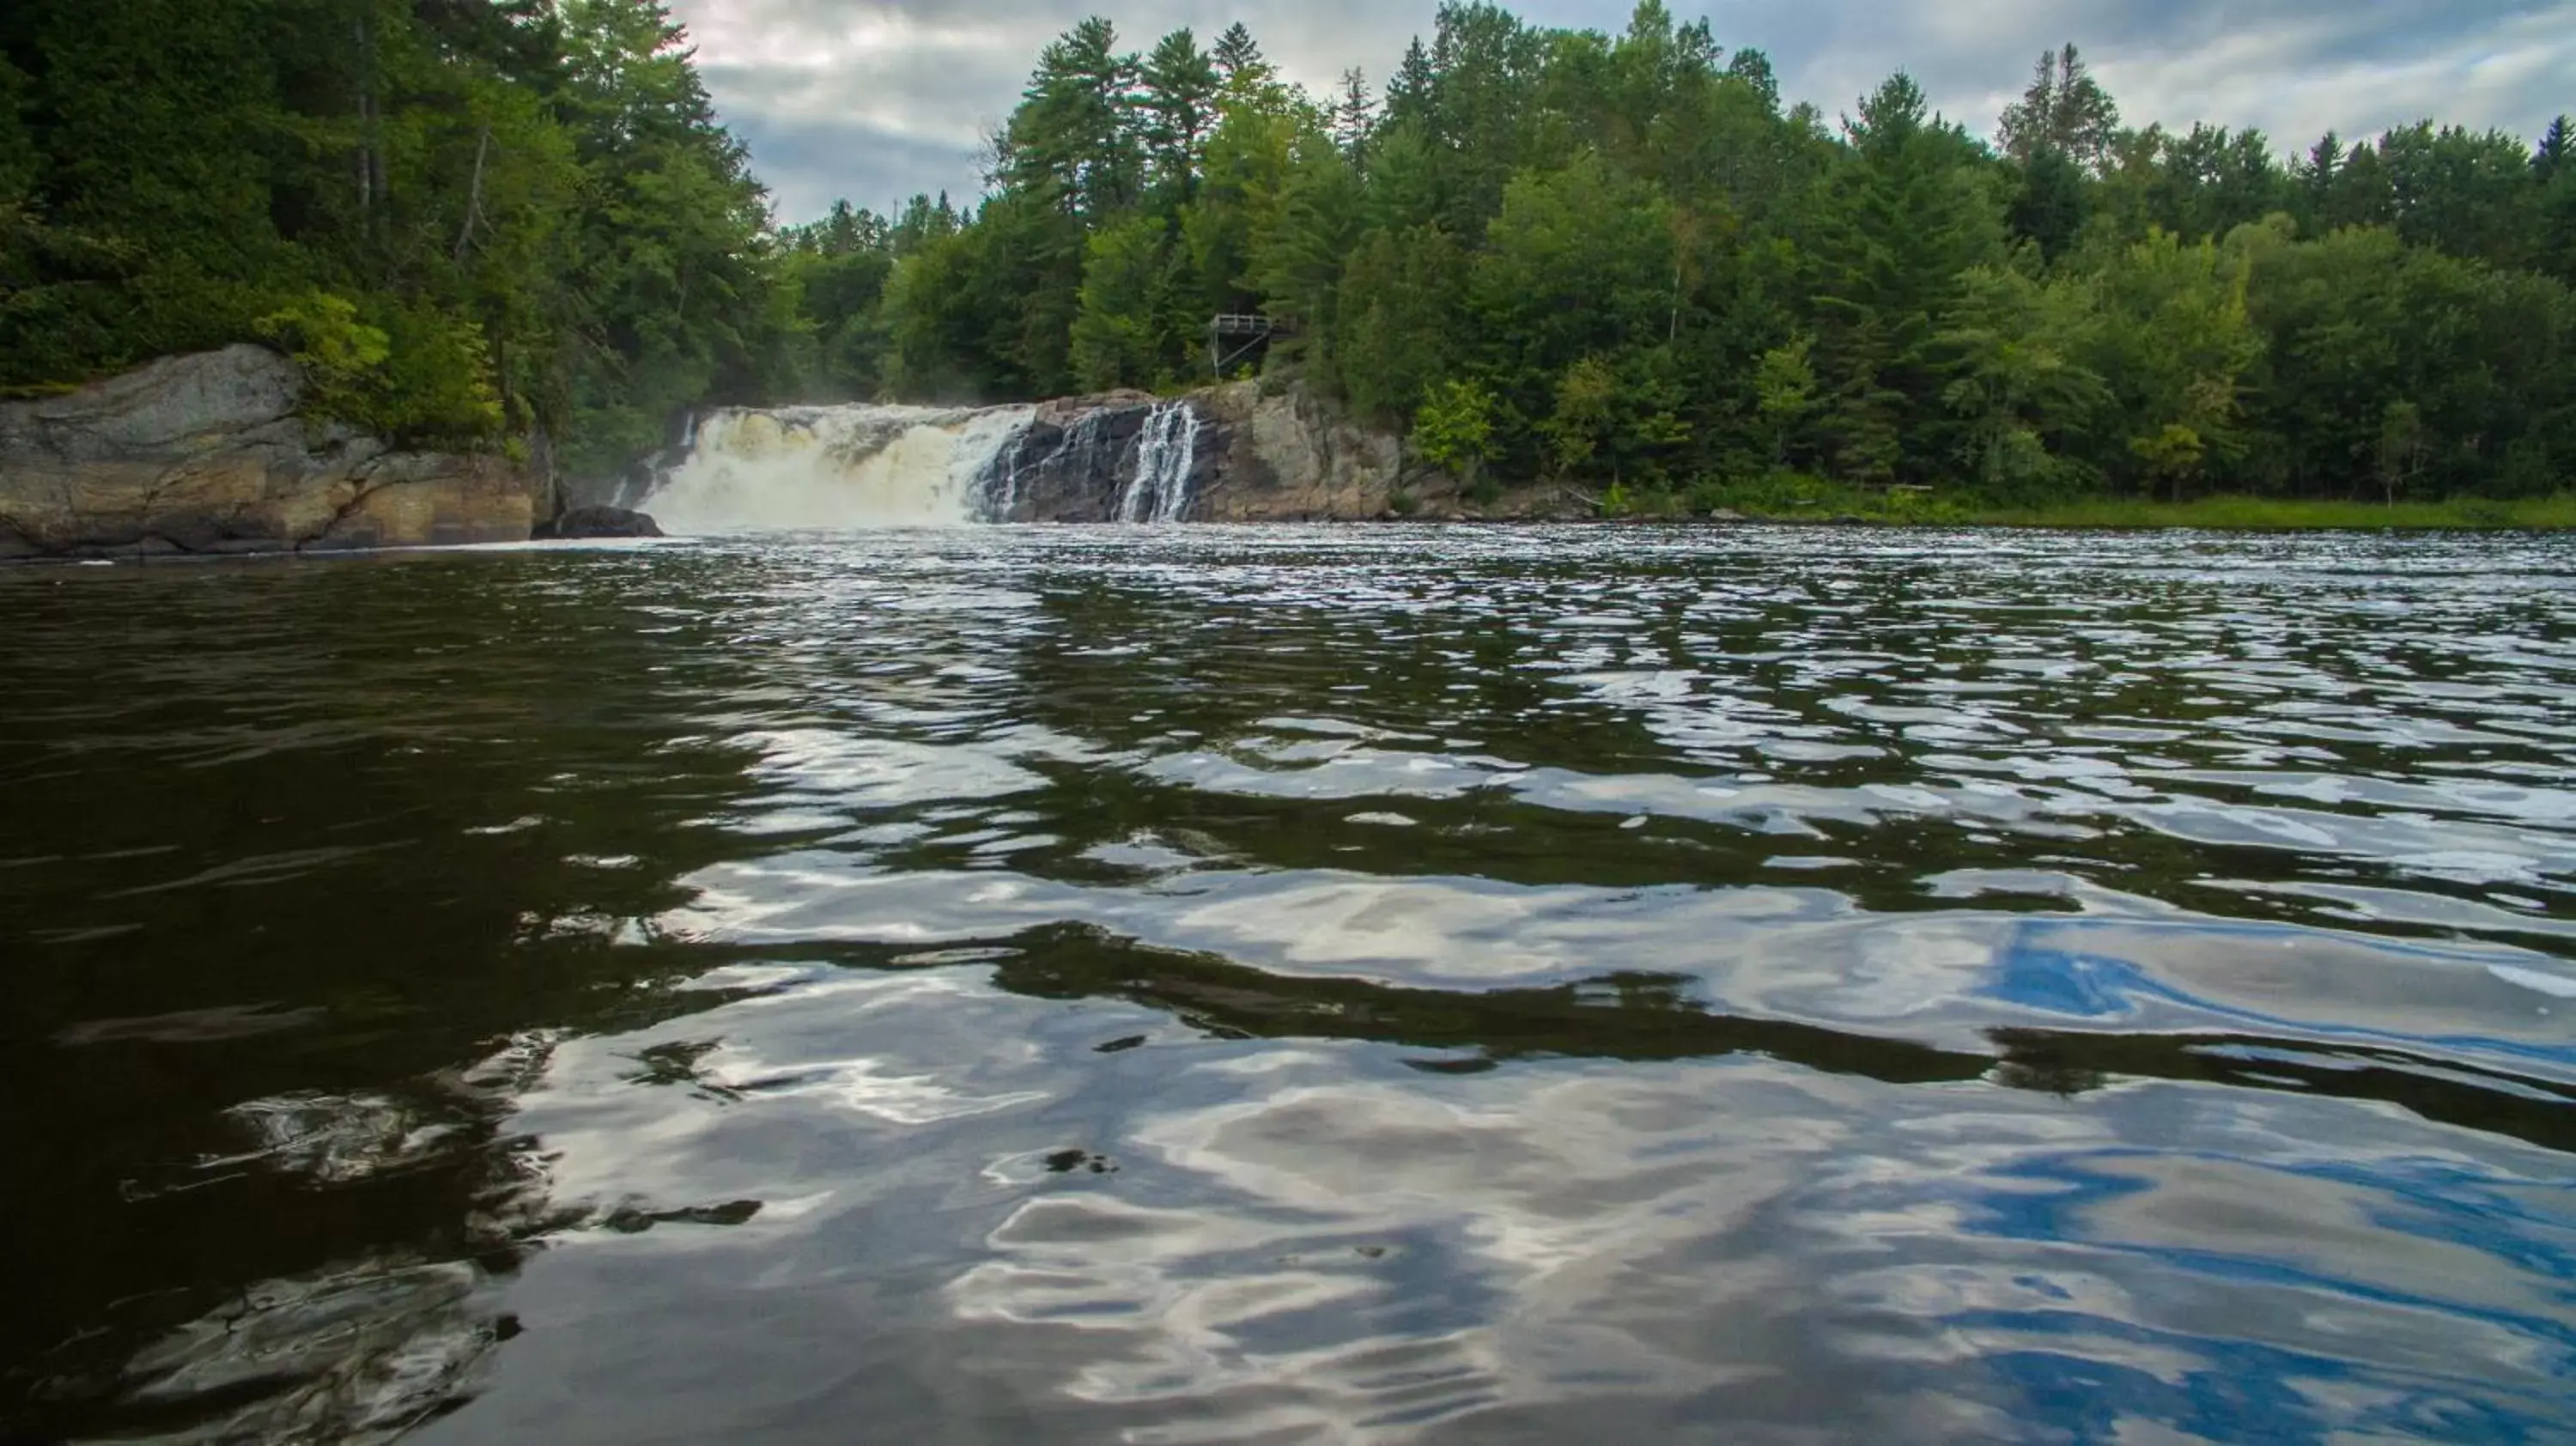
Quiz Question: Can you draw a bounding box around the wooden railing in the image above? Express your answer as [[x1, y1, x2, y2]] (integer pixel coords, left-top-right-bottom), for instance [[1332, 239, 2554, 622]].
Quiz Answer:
[[1205, 314, 1294, 375]]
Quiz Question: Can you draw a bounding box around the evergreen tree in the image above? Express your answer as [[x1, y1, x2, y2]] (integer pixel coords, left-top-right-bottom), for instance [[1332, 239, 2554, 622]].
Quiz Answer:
[[1070, 212, 1176, 389], [1332, 70, 1376, 162], [1804, 74, 2003, 483], [1002, 17, 1142, 220], [1723, 48, 1780, 113], [9, 2, 2571, 509], [1385, 39, 1438, 130], [2008, 150, 2086, 262], [1996, 43, 2120, 174], [1212, 23, 1270, 90], [1139, 29, 1218, 196], [2537, 116, 2573, 179]]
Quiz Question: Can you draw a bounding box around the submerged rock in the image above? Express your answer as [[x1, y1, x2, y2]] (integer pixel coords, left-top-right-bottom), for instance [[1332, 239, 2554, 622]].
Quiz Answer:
[[0, 346, 546, 560], [538, 505, 663, 540]]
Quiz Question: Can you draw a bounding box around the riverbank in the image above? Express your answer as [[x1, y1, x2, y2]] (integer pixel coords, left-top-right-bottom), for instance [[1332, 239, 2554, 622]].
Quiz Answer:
[[1965, 495, 2576, 531], [1645, 481, 2576, 531]]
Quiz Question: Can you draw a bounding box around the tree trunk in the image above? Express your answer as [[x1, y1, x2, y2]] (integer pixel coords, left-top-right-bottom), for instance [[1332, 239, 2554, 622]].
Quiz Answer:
[[456, 125, 492, 264], [355, 16, 372, 234], [355, 10, 385, 240]]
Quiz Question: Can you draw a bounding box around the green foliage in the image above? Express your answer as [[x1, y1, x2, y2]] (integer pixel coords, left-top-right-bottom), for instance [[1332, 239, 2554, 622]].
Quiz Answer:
[[1801, 73, 2005, 483], [1002, 16, 1143, 220], [1334, 224, 1465, 422], [1253, 130, 1363, 372], [1139, 31, 1220, 194], [3, 0, 790, 478], [1070, 213, 1178, 390], [13, 4, 2574, 510], [1970, 494, 2576, 531], [369, 301, 507, 445], [256, 291, 501, 446], [1542, 356, 1618, 477], [258, 293, 392, 407], [1997, 45, 2119, 173], [1938, 264, 2108, 497], [1413, 378, 1499, 482]]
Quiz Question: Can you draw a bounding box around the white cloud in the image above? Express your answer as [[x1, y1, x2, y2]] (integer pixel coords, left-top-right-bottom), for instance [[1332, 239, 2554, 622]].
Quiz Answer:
[[664, 0, 2576, 222]]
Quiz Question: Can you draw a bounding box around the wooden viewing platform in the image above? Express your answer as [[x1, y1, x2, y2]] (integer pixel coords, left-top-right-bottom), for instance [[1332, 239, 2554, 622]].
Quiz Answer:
[[1206, 314, 1294, 378]]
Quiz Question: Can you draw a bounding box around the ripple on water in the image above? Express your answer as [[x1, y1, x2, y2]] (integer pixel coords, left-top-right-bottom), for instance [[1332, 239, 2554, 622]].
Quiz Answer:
[[1, 526, 2571, 1444]]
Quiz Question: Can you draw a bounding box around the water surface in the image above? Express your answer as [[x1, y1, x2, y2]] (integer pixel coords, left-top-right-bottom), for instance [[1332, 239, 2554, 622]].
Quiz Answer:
[[3, 526, 2572, 1443]]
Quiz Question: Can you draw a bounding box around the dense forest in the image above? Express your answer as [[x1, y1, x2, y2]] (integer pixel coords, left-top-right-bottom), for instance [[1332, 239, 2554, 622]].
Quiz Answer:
[[5, 2, 2574, 504], [0, 0, 796, 478]]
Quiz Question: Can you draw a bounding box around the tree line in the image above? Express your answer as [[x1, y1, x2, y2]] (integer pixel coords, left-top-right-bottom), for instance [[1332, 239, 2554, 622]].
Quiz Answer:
[[0, 0, 796, 479], [793, 6, 2576, 505], [5, 3, 2573, 504]]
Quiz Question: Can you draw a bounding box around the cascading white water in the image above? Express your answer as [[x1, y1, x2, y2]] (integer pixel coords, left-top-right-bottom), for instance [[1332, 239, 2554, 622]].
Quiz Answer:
[[646, 404, 1035, 532], [1116, 400, 1203, 524]]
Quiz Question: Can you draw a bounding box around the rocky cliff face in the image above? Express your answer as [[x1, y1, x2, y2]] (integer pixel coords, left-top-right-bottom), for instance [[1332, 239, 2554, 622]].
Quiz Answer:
[[977, 380, 1412, 525], [1194, 380, 1413, 521], [0, 347, 547, 560], [987, 392, 1218, 523]]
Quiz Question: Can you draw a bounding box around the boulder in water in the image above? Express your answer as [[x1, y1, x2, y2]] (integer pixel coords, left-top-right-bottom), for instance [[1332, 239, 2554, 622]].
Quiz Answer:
[[539, 506, 663, 540]]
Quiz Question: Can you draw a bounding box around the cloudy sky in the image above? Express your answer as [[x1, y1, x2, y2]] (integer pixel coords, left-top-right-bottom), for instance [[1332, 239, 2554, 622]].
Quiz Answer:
[[665, 0, 2576, 224]]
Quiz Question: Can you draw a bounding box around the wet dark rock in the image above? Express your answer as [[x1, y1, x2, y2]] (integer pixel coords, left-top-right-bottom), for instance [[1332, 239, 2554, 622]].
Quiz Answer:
[[1044, 1149, 1120, 1175], [991, 394, 1212, 523], [539, 505, 663, 540]]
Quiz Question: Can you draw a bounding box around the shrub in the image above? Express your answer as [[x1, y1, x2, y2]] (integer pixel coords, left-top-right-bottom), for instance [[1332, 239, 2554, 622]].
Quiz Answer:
[[256, 291, 502, 448]]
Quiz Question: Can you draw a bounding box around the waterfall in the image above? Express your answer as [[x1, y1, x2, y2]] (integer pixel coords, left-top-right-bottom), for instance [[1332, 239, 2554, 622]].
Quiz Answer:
[[1117, 401, 1203, 524], [645, 404, 1034, 533], [638, 395, 1209, 531]]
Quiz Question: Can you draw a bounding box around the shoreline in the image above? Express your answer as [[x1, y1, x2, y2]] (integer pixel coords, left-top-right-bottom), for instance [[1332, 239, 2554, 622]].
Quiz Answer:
[[1594, 493, 2576, 533], [9, 515, 2572, 566]]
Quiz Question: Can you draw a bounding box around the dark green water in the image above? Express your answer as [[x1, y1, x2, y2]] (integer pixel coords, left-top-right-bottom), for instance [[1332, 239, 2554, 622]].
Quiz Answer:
[[3, 526, 2572, 1444]]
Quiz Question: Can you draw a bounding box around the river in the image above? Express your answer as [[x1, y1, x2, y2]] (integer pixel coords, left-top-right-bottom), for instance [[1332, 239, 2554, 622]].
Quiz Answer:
[[3, 525, 2571, 1443]]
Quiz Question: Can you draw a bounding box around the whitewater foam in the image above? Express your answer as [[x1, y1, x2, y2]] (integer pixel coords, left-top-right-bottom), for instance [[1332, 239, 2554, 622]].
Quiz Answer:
[[1118, 400, 1202, 524], [646, 404, 1035, 533]]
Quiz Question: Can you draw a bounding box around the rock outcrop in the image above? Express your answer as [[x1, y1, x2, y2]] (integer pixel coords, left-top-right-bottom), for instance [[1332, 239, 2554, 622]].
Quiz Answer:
[[976, 380, 1417, 524], [0, 346, 547, 560], [990, 391, 1218, 523], [1194, 380, 1413, 521], [536, 505, 663, 540]]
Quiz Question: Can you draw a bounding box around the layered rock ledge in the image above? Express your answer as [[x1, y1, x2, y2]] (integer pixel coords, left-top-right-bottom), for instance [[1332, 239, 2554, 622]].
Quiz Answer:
[[980, 380, 1411, 524], [0, 347, 547, 560]]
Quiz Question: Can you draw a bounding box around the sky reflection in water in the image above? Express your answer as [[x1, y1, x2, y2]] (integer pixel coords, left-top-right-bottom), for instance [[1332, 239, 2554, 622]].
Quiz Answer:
[[0, 526, 2569, 1443]]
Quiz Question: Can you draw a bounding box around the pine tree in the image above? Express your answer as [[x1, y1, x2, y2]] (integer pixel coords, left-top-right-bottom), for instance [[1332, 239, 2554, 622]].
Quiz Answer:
[[1002, 17, 1143, 219], [1997, 43, 2119, 174], [1333, 69, 1376, 161], [1139, 29, 1218, 194], [1212, 23, 1269, 89], [1809, 74, 2005, 483], [1385, 38, 1438, 130], [2532, 115, 2570, 180], [1723, 47, 1779, 112]]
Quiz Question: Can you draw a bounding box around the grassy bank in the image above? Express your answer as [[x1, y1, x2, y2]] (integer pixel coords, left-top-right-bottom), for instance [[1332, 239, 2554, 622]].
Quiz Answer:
[[1648, 478, 2576, 531], [1966, 495, 2576, 530]]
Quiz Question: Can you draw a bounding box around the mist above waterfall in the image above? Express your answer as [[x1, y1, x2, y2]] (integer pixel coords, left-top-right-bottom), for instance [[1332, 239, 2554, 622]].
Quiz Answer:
[[642, 398, 1209, 533]]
